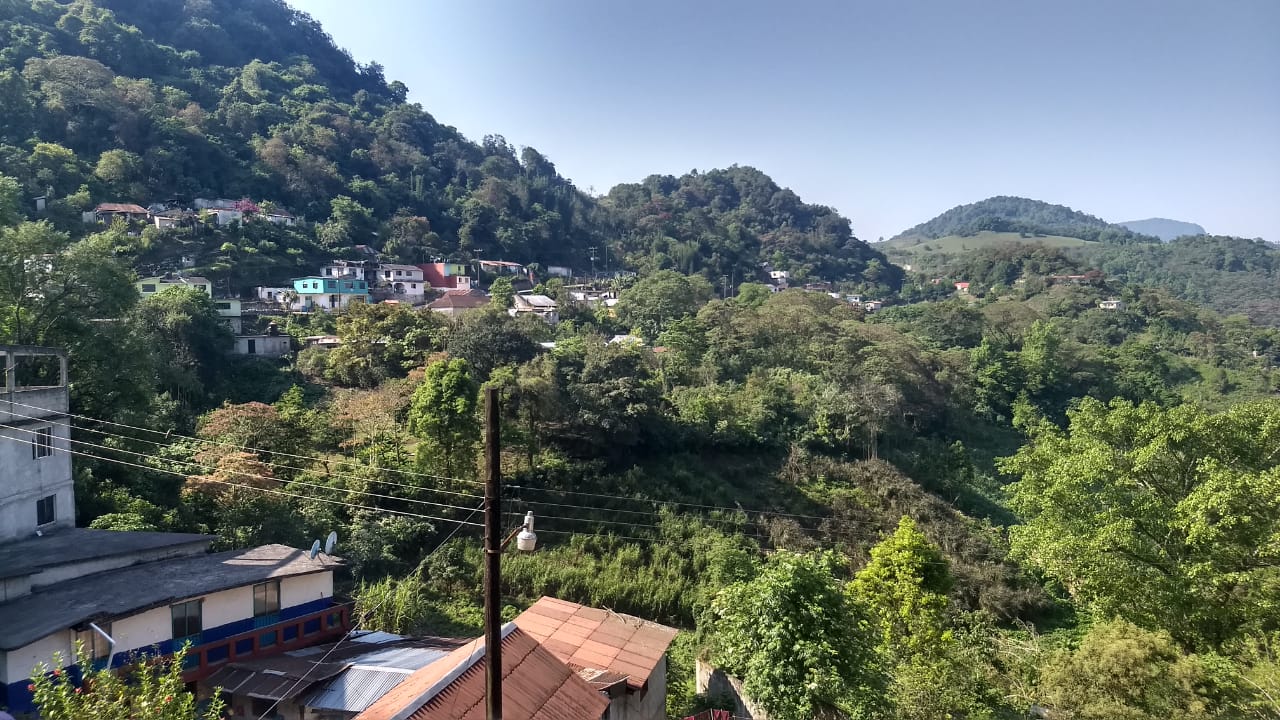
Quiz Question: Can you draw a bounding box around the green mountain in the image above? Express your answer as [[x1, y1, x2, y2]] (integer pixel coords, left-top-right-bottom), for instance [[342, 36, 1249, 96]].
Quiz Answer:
[[0, 0, 890, 287], [890, 196, 1158, 245], [1117, 218, 1207, 241], [604, 166, 902, 289]]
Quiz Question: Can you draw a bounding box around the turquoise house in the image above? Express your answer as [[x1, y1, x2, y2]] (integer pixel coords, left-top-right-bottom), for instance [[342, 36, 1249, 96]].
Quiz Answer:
[[292, 276, 369, 311]]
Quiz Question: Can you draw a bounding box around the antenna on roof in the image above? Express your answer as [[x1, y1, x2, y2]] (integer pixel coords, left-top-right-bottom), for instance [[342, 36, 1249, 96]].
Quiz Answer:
[[324, 530, 338, 555], [309, 539, 321, 559]]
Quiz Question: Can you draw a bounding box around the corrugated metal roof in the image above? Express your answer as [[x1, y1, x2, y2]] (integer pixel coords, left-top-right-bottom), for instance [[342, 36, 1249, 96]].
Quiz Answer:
[[303, 666, 413, 712], [354, 626, 609, 720]]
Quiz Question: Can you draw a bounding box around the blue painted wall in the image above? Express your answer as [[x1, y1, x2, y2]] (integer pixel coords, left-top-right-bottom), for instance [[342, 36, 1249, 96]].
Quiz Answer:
[[1, 598, 335, 714]]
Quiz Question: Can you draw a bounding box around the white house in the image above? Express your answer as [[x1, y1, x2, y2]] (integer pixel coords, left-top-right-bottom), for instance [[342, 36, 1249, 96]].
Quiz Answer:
[[515, 597, 677, 720], [0, 346, 73, 544], [768, 269, 790, 288], [375, 263, 427, 301], [0, 345, 349, 714], [510, 293, 559, 324], [234, 334, 291, 358], [321, 260, 368, 281], [137, 274, 212, 297], [213, 298, 242, 333], [1099, 299, 1127, 311], [200, 207, 244, 226]]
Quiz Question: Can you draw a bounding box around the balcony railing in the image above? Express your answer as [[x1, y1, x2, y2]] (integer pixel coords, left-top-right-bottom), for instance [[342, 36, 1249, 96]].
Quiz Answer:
[[182, 603, 351, 681]]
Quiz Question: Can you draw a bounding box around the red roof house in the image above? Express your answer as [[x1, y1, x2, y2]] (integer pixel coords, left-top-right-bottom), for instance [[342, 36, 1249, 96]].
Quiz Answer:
[[514, 597, 678, 719], [354, 625, 608, 720]]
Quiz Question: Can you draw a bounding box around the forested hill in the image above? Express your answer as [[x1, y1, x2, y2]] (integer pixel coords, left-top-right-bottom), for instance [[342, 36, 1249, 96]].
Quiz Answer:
[[892, 195, 1158, 244], [0, 0, 891, 285], [1118, 217, 1207, 241], [604, 166, 902, 289]]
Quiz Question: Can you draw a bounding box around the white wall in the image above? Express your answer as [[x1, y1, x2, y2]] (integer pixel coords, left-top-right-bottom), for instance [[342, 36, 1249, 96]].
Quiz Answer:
[[234, 336, 291, 357], [282, 573, 332, 608], [5, 633, 69, 683], [0, 417, 74, 542], [5, 572, 333, 683]]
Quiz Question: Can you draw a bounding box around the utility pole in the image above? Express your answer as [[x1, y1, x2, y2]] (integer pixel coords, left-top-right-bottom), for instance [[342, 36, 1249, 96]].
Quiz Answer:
[[483, 387, 502, 720], [588, 246, 597, 278]]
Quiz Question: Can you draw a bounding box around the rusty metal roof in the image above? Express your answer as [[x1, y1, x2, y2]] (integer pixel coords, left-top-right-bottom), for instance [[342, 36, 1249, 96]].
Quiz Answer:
[[512, 596, 678, 692], [95, 203, 149, 214], [354, 625, 608, 720]]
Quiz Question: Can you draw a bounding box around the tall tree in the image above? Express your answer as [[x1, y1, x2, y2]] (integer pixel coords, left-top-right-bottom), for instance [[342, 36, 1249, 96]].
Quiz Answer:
[[408, 358, 480, 478], [1002, 398, 1280, 648], [710, 551, 887, 720]]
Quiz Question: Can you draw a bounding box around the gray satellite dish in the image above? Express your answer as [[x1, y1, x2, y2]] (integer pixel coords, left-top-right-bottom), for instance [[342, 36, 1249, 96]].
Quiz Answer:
[[324, 531, 338, 555], [309, 539, 321, 559]]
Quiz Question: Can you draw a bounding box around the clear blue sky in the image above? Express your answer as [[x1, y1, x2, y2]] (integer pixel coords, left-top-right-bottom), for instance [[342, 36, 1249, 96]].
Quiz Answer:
[[293, 0, 1279, 242]]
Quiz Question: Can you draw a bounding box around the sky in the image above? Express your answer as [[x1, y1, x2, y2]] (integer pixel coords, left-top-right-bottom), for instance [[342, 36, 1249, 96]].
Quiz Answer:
[[292, 0, 1280, 242]]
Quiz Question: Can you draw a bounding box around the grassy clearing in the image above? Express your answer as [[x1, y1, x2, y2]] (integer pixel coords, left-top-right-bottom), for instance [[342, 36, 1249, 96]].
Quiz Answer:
[[882, 231, 1096, 255]]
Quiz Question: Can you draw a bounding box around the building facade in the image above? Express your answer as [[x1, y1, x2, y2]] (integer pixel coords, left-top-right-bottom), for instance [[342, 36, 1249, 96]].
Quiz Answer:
[[137, 274, 212, 298], [0, 346, 73, 544], [292, 277, 370, 311]]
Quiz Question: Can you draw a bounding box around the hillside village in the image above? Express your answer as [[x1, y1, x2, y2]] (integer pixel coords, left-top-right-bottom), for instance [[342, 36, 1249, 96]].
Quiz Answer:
[[1, 1, 1279, 719]]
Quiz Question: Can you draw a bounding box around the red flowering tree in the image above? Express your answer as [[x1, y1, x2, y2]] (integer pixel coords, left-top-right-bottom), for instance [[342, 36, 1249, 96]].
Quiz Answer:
[[29, 644, 224, 720], [231, 198, 260, 215]]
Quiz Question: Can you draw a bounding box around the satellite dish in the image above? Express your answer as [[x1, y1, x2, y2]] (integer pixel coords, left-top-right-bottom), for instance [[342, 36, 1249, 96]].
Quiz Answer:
[[324, 531, 338, 555], [309, 539, 321, 559]]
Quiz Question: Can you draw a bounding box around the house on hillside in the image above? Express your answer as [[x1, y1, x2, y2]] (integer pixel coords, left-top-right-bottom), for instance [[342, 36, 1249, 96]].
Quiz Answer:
[[137, 274, 212, 297], [353, 624, 608, 720], [1099, 299, 1126, 311], [293, 276, 370, 311], [509, 293, 559, 324], [0, 345, 349, 715], [213, 298, 243, 332], [262, 209, 296, 226], [375, 264, 426, 302], [88, 203, 150, 224], [954, 281, 971, 294], [322, 260, 368, 281], [234, 324, 290, 357], [427, 289, 490, 317], [419, 261, 474, 291], [515, 596, 679, 720]]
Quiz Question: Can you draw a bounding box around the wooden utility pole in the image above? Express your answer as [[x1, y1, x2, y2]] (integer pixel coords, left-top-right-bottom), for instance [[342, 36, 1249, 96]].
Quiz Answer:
[[483, 387, 502, 720]]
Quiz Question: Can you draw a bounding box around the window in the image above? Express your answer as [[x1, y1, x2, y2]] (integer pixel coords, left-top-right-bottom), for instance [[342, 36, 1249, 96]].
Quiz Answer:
[[215, 302, 231, 310], [75, 622, 112, 660], [411, 283, 418, 289], [31, 426, 52, 459], [253, 581, 280, 617], [171, 600, 202, 640], [195, 285, 205, 292], [141, 283, 156, 293], [36, 494, 55, 525]]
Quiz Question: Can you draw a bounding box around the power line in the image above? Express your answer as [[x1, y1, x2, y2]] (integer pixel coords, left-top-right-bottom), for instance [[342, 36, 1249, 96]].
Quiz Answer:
[[8, 406, 762, 536], [7, 399, 830, 523], [2, 398, 480, 487], [1, 407, 488, 503], [255, 500, 487, 720], [7, 434, 478, 526]]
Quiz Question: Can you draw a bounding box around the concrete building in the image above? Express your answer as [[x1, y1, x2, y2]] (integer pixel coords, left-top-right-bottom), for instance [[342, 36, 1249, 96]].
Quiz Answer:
[[509, 294, 559, 325], [374, 264, 427, 302], [0, 346, 73, 544], [214, 298, 243, 333], [137, 274, 212, 297], [514, 597, 678, 720], [0, 345, 349, 714], [1099, 299, 1127, 311], [418, 262, 473, 291], [293, 276, 370, 311], [87, 203, 150, 224], [234, 333, 291, 358], [427, 289, 490, 318], [321, 260, 368, 281]]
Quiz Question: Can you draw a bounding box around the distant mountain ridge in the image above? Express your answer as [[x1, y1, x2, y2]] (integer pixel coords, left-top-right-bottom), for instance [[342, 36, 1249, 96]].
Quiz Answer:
[[1118, 218, 1207, 242], [892, 196, 1158, 245]]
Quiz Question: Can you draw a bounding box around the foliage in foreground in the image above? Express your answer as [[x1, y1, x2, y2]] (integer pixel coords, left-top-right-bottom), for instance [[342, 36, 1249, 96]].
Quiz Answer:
[[30, 645, 223, 720]]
